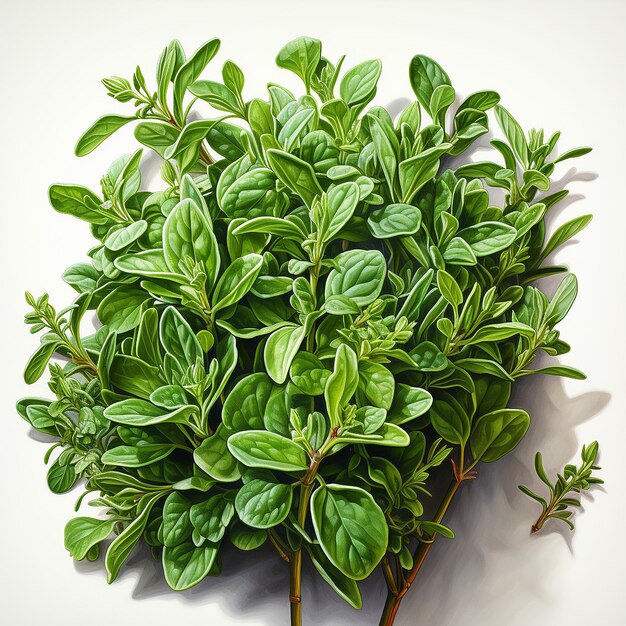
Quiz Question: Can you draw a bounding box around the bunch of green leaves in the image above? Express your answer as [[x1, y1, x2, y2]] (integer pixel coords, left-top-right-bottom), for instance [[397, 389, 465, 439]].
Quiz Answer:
[[18, 36, 594, 626], [519, 441, 602, 533]]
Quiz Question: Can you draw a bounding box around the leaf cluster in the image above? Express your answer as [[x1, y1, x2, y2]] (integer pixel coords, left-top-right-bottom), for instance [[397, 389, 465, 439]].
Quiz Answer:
[[18, 36, 593, 623]]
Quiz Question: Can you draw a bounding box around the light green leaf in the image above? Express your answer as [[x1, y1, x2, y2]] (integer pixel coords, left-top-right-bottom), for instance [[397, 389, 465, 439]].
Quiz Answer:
[[325, 249, 386, 309], [75, 115, 135, 157], [227, 430, 308, 472], [235, 480, 293, 529], [211, 253, 263, 313], [311, 484, 387, 580], [470, 408, 530, 463], [163, 541, 218, 591], [64, 517, 115, 561], [368, 204, 421, 238], [264, 325, 306, 384]]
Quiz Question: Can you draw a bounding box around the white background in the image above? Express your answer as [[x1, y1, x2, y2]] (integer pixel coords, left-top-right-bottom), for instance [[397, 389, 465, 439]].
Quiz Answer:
[[1, 1, 624, 624]]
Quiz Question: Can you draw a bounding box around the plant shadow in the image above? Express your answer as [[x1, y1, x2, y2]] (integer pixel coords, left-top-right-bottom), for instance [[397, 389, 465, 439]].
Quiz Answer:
[[388, 374, 609, 626], [73, 373, 609, 625]]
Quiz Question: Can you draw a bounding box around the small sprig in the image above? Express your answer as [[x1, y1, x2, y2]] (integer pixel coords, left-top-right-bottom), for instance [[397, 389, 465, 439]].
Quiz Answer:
[[519, 441, 603, 533]]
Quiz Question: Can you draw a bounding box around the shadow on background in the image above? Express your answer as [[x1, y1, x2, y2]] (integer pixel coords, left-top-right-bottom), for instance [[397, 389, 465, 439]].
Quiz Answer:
[[71, 373, 609, 626]]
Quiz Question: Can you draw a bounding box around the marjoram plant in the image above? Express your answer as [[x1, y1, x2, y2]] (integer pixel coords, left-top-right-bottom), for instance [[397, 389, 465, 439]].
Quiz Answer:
[[17, 36, 594, 626]]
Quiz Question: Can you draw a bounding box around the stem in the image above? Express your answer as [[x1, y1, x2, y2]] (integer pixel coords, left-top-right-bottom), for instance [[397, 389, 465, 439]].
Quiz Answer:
[[269, 530, 291, 562], [380, 591, 404, 626], [378, 460, 471, 626], [289, 461, 319, 626]]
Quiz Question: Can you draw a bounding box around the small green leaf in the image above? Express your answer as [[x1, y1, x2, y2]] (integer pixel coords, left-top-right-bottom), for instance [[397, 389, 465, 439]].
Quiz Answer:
[[75, 115, 135, 156]]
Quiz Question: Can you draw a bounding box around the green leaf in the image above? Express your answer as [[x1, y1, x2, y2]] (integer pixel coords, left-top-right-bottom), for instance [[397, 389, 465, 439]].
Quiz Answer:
[[467, 322, 534, 344], [104, 399, 197, 426], [229, 521, 267, 550], [163, 198, 219, 286], [340, 60, 382, 107], [266, 149, 323, 208], [368, 114, 398, 193], [325, 249, 386, 309], [324, 344, 359, 427], [455, 358, 514, 381], [194, 426, 241, 482], [47, 457, 79, 493], [545, 274, 577, 325], [399, 145, 449, 204], [24, 340, 59, 384], [106, 492, 163, 583], [276, 37, 322, 91], [211, 254, 263, 313], [134, 121, 179, 157], [430, 395, 470, 445], [222, 60, 245, 95], [457, 222, 517, 256], [162, 492, 193, 547], [306, 543, 362, 609], [104, 220, 148, 251], [190, 493, 235, 542], [264, 325, 306, 384], [554, 146, 592, 164], [470, 408, 530, 463], [368, 203, 421, 238], [218, 166, 282, 219], [357, 361, 394, 410], [227, 430, 308, 472], [527, 365, 586, 380], [540, 215, 592, 261], [223, 373, 273, 431], [411, 341, 448, 371], [430, 84, 456, 126], [458, 90, 500, 113], [160, 306, 203, 370], [494, 105, 528, 167], [173, 38, 221, 124], [164, 118, 224, 159], [233, 216, 306, 240], [97, 285, 151, 334], [437, 269, 463, 309], [443, 237, 477, 265], [101, 443, 176, 468], [109, 354, 161, 399], [163, 541, 218, 591], [290, 352, 330, 396], [235, 479, 293, 529], [310, 484, 387, 580], [409, 55, 452, 116], [49, 184, 105, 224], [75, 115, 135, 157], [189, 81, 243, 116], [325, 182, 360, 242], [64, 517, 115, 561], [387, 385, 432, 426], [63, 262, 100, 293]]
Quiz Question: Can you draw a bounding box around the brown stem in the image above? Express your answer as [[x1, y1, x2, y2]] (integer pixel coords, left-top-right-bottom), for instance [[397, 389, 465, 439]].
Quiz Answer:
[[380, 591, 405, 626], [379, 460, 474, 626]]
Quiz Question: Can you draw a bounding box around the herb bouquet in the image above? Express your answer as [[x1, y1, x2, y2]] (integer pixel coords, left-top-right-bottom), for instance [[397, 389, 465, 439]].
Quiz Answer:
[[18, 36, 593, 626]]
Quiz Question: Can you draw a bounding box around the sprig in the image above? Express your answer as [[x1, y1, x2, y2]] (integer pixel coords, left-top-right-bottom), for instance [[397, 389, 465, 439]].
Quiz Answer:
[[519, 441, 603, 533]]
